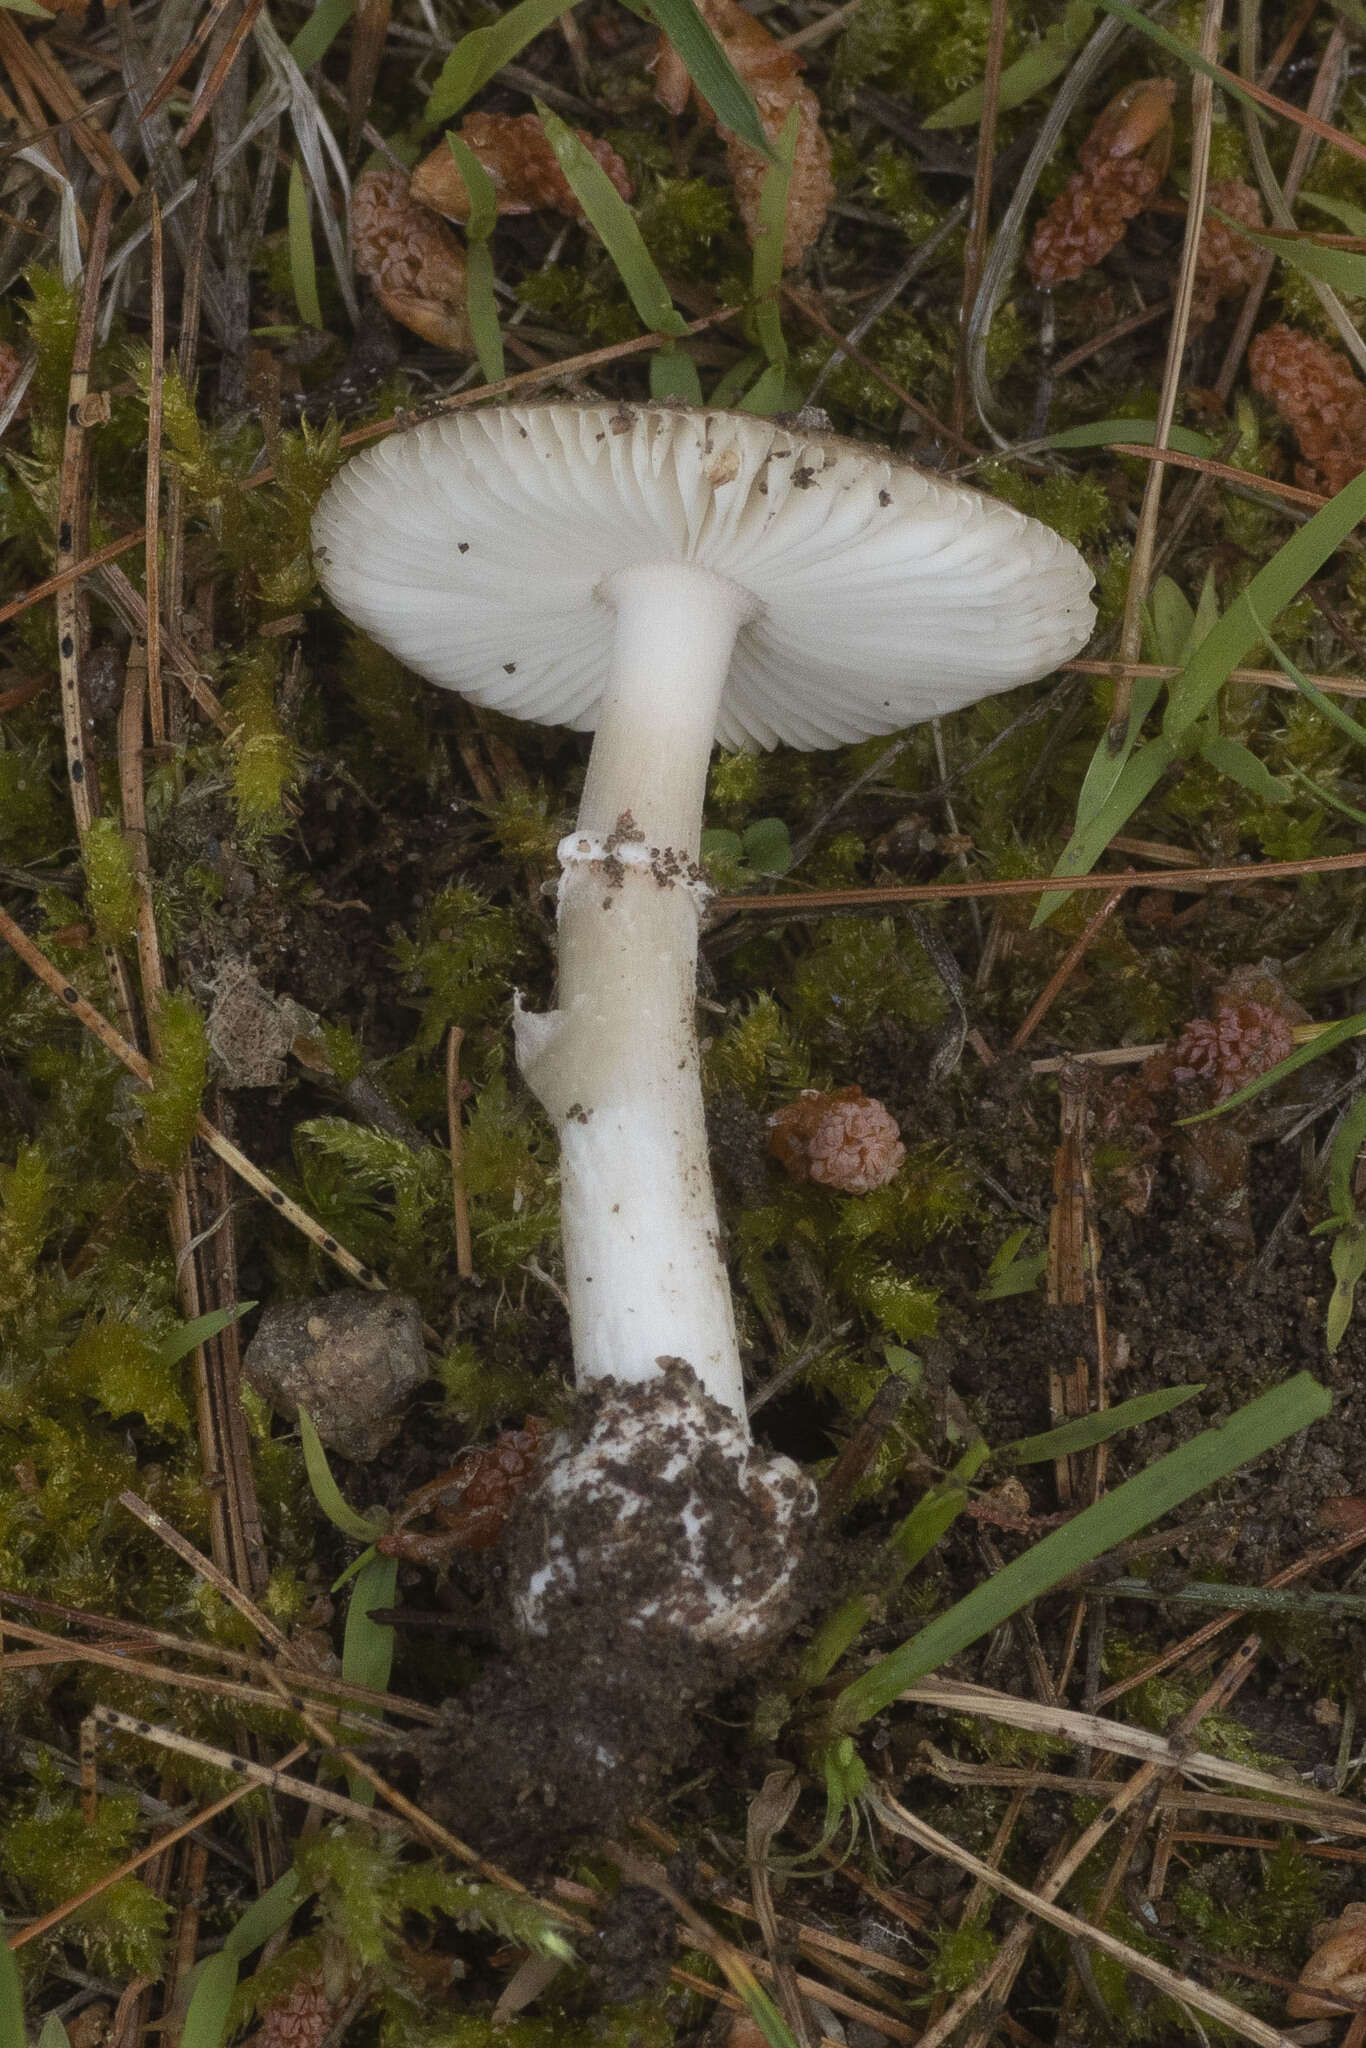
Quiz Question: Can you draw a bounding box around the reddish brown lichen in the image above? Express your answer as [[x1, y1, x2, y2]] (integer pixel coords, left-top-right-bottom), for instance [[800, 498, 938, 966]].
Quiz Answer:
[[412, 114, 632, 223], [1191, 178, 1265, 324], [768, 1086, 905, 1193], [1249, 322, 1366, 497], [1027, 79, 1175, 288], [351, 166, 471, 354], [653, 0, 833, 267]]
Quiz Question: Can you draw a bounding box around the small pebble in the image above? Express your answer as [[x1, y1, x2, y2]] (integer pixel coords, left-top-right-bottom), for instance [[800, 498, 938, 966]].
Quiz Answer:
[[243, 1290, 427, 1460]]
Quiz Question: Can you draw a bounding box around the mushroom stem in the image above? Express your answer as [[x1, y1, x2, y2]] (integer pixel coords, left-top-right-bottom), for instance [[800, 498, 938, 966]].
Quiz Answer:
[[514, 561, 757, 1423]]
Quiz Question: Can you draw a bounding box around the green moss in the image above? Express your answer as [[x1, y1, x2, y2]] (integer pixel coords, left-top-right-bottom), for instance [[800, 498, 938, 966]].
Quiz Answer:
[[708, 748, 764, 822], [925, 1915, 998, 1996], [458, 1068, 558, 1278], [1, 1785, 169, 1977], [481, 785, 564, 867], [867, 145, 940, 241], [394, 886, 532, 1055], [638, 177, 736, 275], [436, 1339, 547, 1428], [60, 1314, 190, 1433], [837, 0, 1019, 101], [0, 1142, 54, 1324], [20, 266, 79, 426], [82, 816, 141, 945], [704, 993, 811, 1106], [137, 993, 209, 1169], [0, 735, 64, 860], [789, 917, 947, 1047], [982, 462, 1113, 549], [340, 631, 431, 777], [223, 645, 299, 834], [516, 264, 638, 345]]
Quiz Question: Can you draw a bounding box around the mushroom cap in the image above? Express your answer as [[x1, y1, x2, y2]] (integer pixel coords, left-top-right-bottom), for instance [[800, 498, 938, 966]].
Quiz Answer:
[[312, 402, 1095, 751]]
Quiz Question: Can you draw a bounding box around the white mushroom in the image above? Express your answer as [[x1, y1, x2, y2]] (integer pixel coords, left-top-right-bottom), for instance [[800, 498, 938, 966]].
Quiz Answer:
[[313, 401, 1095, 1649]]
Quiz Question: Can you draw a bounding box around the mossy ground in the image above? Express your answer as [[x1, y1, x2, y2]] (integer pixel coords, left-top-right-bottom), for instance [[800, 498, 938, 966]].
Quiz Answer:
[[2, 1, 1366, 2042]]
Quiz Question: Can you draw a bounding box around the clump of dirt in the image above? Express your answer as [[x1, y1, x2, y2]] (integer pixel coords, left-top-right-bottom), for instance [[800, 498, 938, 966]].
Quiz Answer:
[[408, 1365, 821, 1876]]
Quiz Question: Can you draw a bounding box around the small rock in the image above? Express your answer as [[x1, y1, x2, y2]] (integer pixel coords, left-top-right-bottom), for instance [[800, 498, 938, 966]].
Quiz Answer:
[[243, 1291, 427, 1460]]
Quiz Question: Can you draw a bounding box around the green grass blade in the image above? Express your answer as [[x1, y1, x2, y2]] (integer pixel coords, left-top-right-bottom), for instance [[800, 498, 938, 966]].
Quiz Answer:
[[1250, 600, 1366, 750], [1180, 1012, 1366, 1124], [445, 135, 506, 385], [342, 1551, 398, 1803], [290, 0, 355, 69], [1199, 733, 1289, 804], [1213, 209, 1366, 296], [1329, 1090, 1366, 1218], [1283, 761, 1366, 826], [649, 348, 705, 402], [1163, 467, 1366, 745], [833, 1373, 1330, 1730], [751, 106, 798, 367], [287, 160, 322, 329], [641, 0, 771, 157], [425, 0, 573, 125], [1032, 726, 1174, 927], [925, 0, 1095, 127], [1302, 190, 1366, 236], [1095, 0, 1267, 119], [0, 0, 54, 15], [155, 1301, 255, 1369], [1044, 419, 1214, 457], [182, 1872, 303, 2048], [0, 1934, 23, 2047], [181, 1952, 239, 2048], [537, 107, 688, 339], [299, 1409, 386, 1542], [1004, 1383, 1203, 1463]]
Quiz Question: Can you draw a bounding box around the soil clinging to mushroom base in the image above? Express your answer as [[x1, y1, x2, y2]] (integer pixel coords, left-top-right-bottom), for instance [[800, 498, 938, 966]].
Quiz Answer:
[[410, 1363, 820, 1876]]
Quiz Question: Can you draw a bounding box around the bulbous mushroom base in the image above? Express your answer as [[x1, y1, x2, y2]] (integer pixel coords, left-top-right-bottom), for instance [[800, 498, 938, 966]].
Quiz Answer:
[[412, 1367, 817, 1875]]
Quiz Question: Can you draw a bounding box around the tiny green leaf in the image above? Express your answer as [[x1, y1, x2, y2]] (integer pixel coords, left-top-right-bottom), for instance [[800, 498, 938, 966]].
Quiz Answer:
[[1045, 419, 1215, 457], [298, 1409, 387, 1542], [834, 1373, 1331, 1729], [978, 1226, 1047, 1300], [287, 160, 323, 330], [290, 0, 355, 68], [0, 1937, 23, 2048], [751, 106, 799, 370], [1328, 1090, 1366, 1221], [39, 2017, 74, 2048], [342, 1550, 398, 1803], [445, 134, 506, 385], [155, 1302, 256, 1370], [1212, 210, 1366, 297], [925, 0, 1095, 127], [641, 0, 772, 157], [425, 0, 572, 125], [1004, 1383, 1203, 1463], [740, 817, 793, 875]]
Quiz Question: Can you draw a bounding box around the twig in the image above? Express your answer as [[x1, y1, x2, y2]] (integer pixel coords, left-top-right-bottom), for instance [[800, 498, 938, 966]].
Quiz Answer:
[[710, 848, 1366, 917], [1011, 888, 1124, 1052], [872, 1782, 1293, 2048]]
